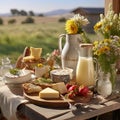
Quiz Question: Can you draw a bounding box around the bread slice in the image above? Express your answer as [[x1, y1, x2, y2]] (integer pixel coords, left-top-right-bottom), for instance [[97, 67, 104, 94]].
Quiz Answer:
[[22, 83, 42, 94], [52, 82, 67, 94]]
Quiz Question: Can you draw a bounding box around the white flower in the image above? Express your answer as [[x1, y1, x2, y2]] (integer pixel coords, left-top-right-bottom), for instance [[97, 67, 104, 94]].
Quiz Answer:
[[71, 14, 89, 26], [94, 4, 120, 38]]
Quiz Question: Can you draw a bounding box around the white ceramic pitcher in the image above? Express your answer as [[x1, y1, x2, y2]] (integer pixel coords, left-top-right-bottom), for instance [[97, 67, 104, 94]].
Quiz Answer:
[[59, 34, 82, 77]]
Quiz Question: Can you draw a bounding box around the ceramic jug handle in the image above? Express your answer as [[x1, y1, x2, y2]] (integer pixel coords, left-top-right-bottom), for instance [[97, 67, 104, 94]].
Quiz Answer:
[[59, 34, 66, 53]]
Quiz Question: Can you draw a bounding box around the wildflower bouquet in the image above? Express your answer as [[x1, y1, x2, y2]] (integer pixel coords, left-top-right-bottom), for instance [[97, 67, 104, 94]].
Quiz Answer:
[[65, 14, 89, 34], [94, 5, 120, 38], [65, 14, 90, 43], [93, 36, 120, 85], [46, 49, 61, 68]]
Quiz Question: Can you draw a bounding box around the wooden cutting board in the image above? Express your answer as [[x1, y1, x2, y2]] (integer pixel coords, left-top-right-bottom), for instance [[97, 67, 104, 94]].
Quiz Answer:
[[24, 92, 91, 108]]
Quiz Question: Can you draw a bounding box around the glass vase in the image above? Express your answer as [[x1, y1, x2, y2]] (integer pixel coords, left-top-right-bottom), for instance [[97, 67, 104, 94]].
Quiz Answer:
[[111, 64, 120, 93], [110, 64, 117, 90], [97, 72, 112, 98]]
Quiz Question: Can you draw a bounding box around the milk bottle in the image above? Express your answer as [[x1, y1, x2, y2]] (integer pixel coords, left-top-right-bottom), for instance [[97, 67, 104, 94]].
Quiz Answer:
[[76, 44, 96, 87]]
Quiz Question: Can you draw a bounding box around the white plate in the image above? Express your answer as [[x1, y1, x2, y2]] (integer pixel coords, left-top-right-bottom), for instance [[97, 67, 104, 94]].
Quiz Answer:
[[5, 69, 32, 84]]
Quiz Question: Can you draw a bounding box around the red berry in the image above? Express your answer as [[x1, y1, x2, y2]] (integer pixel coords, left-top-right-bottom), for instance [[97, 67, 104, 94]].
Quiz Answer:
[[66, 83, 72, 90], [79, 86, 89, 96], [68, 85, 77, 92], [68, 91, 75, 99]]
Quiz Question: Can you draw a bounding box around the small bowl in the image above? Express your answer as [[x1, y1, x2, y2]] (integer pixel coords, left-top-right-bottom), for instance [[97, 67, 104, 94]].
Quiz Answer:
[[5, 69, 32, 84], [50, 68, 73, 83]]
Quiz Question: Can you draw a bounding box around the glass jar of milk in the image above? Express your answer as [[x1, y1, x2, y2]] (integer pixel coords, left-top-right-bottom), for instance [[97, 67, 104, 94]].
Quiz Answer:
[[76, 44, 96, 87]]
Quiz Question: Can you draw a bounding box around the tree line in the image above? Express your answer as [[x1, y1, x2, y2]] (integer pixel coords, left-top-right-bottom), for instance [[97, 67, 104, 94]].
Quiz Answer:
[[10, 9, 44, 16]]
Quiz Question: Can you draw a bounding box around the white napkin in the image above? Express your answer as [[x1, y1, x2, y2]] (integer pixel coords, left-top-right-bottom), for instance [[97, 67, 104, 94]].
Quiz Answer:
[[0, 85, 28, 120]]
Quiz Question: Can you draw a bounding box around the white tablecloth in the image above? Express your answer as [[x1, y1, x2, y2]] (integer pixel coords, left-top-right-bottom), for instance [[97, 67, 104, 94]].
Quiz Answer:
[[0, 83, 28, 120]]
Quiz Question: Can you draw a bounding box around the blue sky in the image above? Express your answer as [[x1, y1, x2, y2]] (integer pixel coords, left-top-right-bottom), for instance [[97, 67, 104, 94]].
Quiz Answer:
[[0, 0, 104, 13]]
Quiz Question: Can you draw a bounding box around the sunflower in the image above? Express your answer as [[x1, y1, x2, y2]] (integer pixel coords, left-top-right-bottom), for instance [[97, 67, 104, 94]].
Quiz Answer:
[[65, 19, 78, 34]]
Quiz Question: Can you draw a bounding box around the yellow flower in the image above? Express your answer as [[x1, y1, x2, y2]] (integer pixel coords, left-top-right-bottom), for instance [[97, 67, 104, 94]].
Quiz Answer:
[[104, 46, 110, 51], [98, 47, 104, 55], [37, 63, 43, 67], [96, 51, 101, 56], [98, 46, 110, 55], [92, 37, 120, 76], [103, 39, 111, 43], [105, 25, 111, 32], [94, 22, 102, 31], [65, 19, 78, 34], [93, 41, 99, 46]]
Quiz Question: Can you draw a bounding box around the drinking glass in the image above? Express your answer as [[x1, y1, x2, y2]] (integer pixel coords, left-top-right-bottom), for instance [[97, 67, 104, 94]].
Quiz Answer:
[[0, 57, 13, 83]]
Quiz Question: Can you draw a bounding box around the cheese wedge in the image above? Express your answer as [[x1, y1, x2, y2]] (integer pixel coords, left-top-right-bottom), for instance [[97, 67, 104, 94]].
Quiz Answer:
[[30, 47, 42, 60], [23, 56, 35, 62], [39, 87, 59, 99], [52, 82, 67, 94]]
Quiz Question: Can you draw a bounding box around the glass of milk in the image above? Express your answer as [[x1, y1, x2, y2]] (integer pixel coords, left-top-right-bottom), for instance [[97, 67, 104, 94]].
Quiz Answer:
[[0, 57, 13, 82]]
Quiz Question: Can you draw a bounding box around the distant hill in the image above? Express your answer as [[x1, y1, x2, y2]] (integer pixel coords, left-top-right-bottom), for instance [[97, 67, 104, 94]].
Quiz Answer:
[[0, 13, 11, 17], [44, 9, 72, 16], [0, 9, 72, 17], [0, 7, 104, 17]]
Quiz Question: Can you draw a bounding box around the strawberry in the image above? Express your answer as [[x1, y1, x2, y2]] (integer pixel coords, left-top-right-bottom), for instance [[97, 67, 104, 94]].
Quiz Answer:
[[68, 85, 77, 92], [66, 83, 72, 90], [68, 85, 79, 96], [67, 91, 75, 99], [79, 86, 89, 96]]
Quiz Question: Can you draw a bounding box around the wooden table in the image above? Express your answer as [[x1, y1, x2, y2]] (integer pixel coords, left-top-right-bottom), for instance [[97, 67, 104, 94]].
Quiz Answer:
[[0, 75, 120, 120], [16, 89, 120, 120], [17, 96, 120, 120], [17, 75, 120, 120]]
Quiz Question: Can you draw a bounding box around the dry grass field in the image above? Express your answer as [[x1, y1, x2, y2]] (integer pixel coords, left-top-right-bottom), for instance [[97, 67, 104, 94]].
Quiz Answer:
[[1, 13, 73, 25], [1, 16, 59, 25], [0, 15, 97, 64], [0, 16, 65, 63]]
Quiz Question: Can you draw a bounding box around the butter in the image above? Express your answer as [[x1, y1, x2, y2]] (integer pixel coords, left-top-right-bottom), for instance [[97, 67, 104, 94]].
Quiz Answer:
[[39, 87, 59, 99], [52, 82, 67, 94]]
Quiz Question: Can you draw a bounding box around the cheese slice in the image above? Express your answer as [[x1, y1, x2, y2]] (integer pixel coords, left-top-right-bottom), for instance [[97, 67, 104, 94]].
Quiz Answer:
[[52, 82, 67, 94], [39, 87, 59, 99], [30, 47, 42, 60]]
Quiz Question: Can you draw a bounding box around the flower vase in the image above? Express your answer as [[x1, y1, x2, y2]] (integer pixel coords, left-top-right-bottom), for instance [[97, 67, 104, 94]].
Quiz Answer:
[[111, 64, 120, 93], [110, 64, 117, 89], [97, 72, 112, 98], [59, 34, 82, 77], [97, 63, 117, 95]]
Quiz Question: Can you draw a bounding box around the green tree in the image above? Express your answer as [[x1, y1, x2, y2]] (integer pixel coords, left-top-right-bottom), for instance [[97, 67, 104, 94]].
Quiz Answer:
[[29, 11, 35, 16], [10, 9, 19, 16], [21, 17, 34, 24], [19, 10, 28, 16], [0, 18, 3, 25], [38, 13, 44, 17]]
